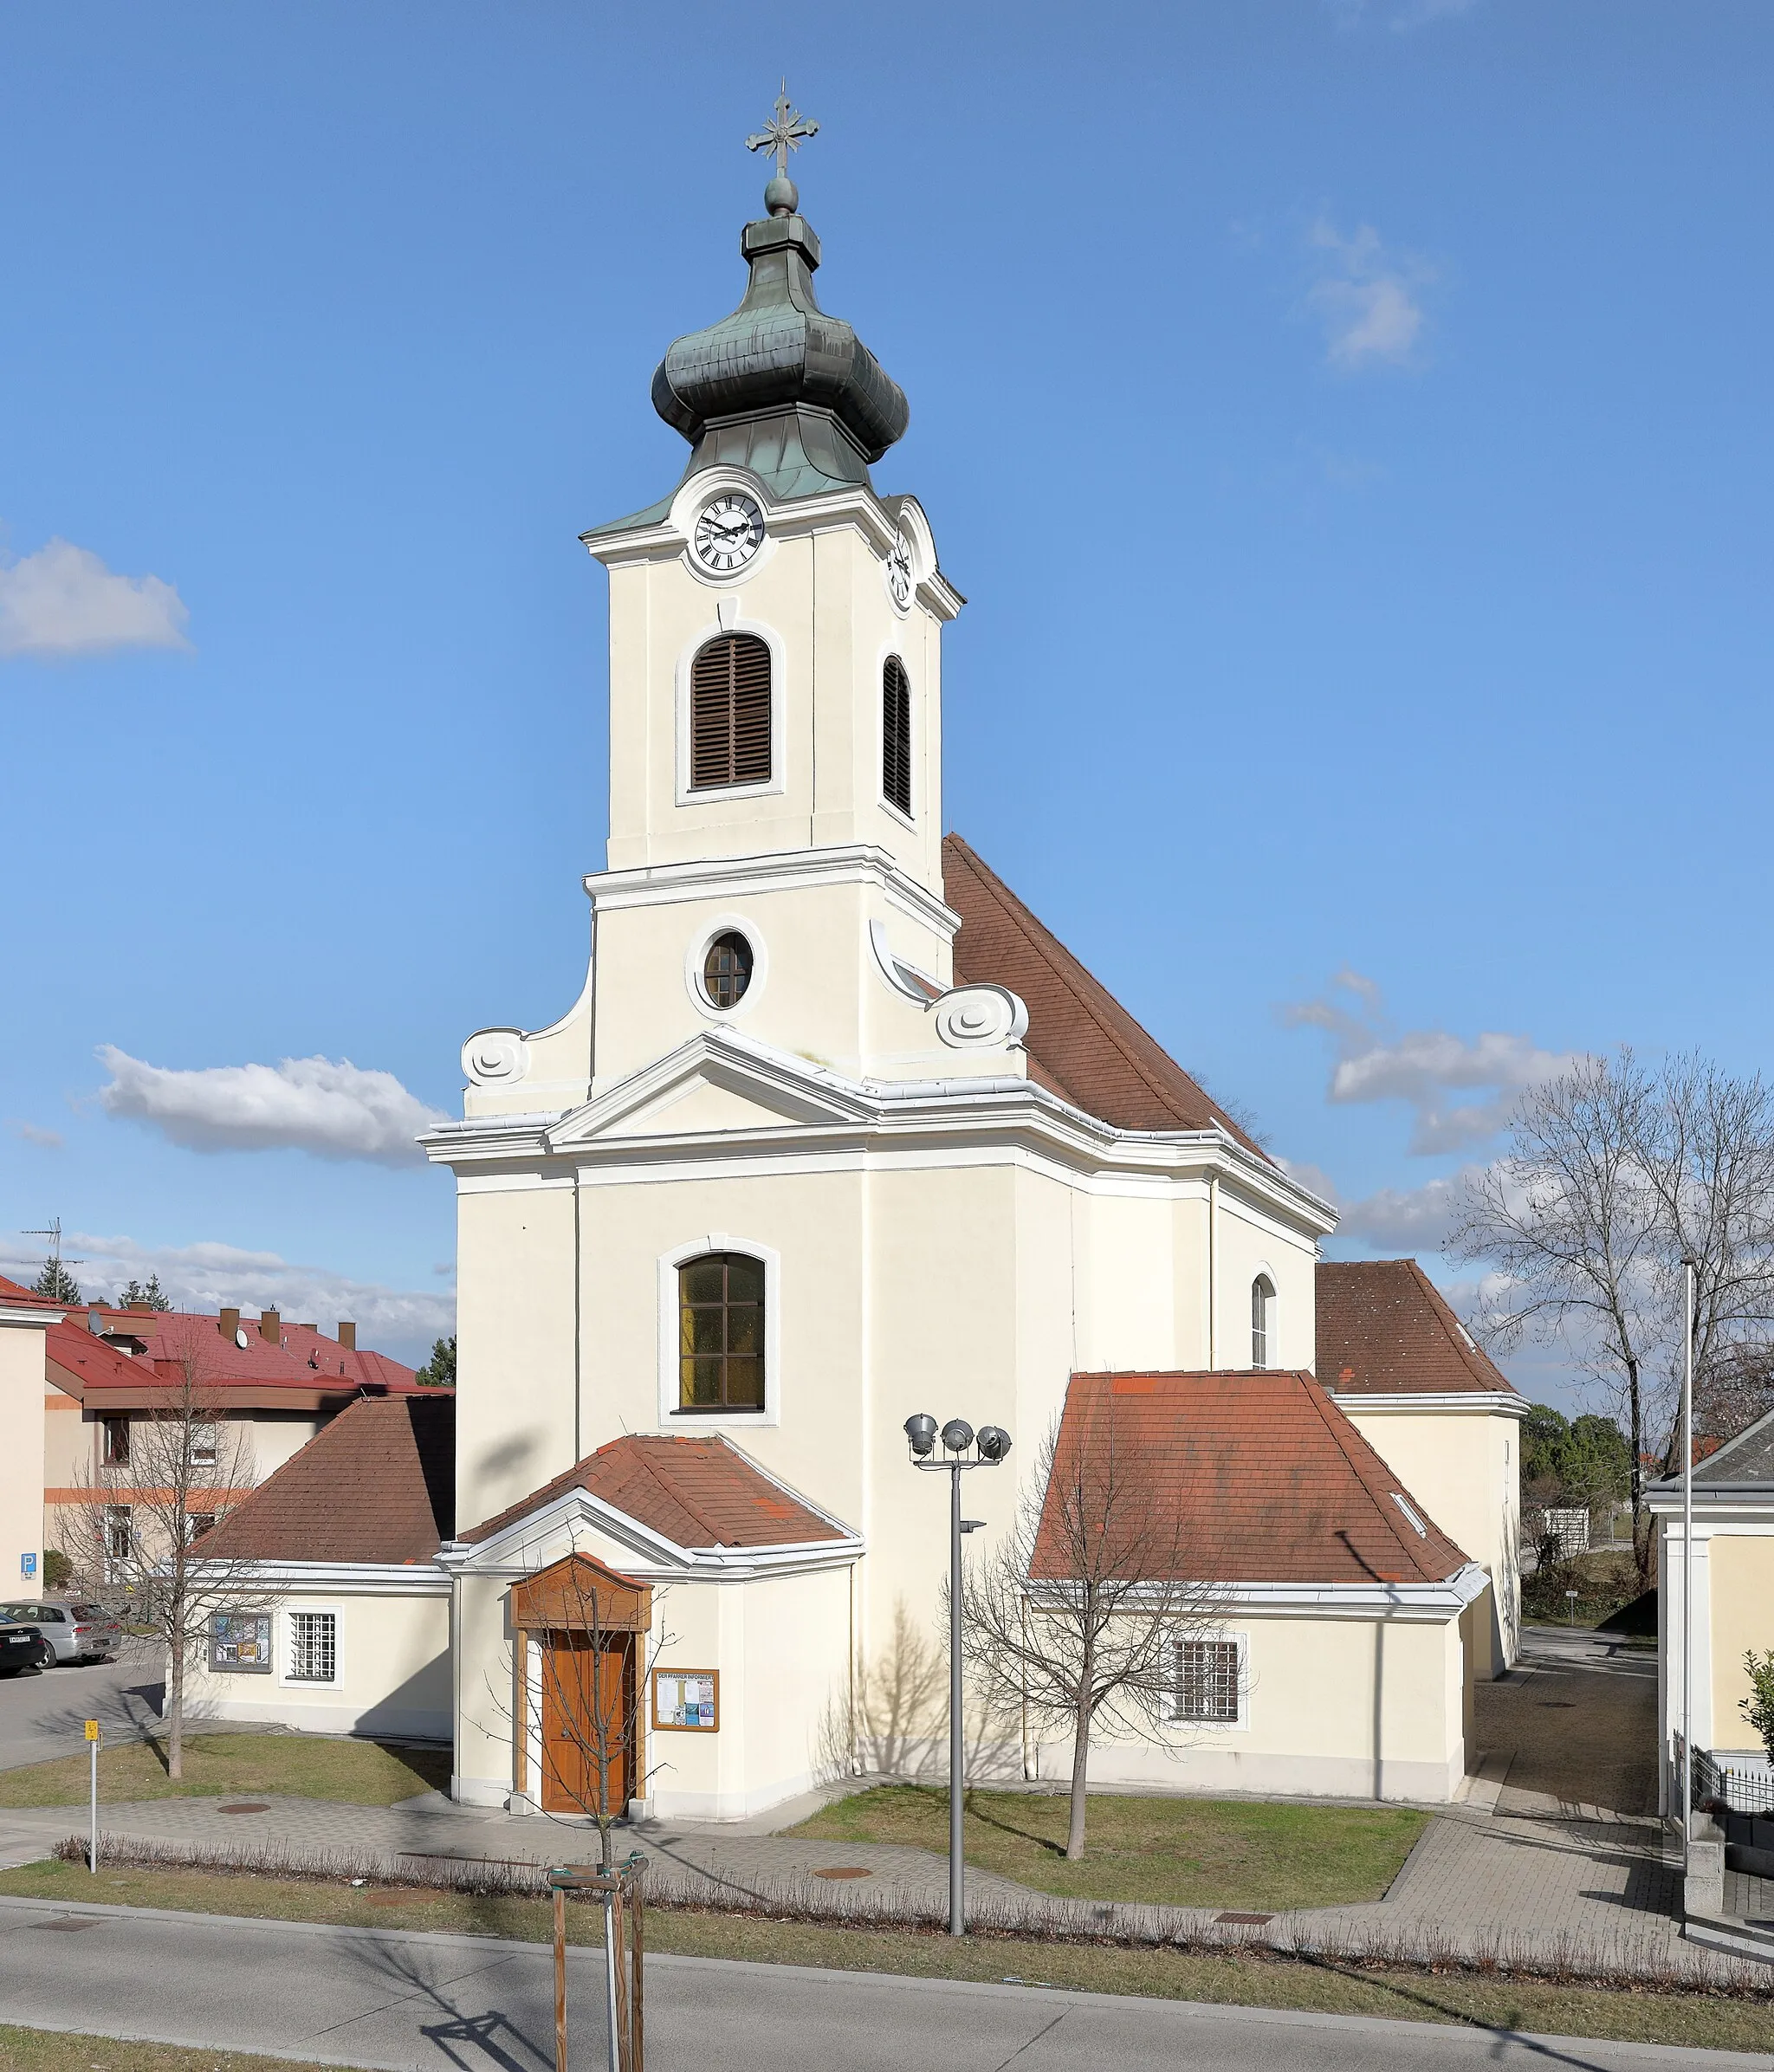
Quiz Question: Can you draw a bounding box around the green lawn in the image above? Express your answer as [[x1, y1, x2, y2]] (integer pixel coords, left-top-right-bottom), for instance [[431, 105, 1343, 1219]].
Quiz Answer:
[[0, 1860, 1764, 2057], [783, 1784, 1428, 1911], [0, 1732, 450, 1809]]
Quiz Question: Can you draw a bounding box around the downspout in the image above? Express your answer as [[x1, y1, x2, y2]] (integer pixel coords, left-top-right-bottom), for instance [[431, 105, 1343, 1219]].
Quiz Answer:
[[1207, 1171, 1220, 1369]]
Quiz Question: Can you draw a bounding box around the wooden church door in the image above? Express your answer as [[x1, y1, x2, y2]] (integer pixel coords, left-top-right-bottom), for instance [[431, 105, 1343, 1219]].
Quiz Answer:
[[539, 1631, 634, 1817]]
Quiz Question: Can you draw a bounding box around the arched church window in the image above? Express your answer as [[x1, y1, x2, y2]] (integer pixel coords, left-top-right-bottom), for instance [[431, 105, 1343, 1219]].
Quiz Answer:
[[702, 930, 753, 1010], [882, 655, 912, 816], [678, 1252, 766, 1412], [1252, 1276, 1275, 1369], [690, 634, 772, 789]]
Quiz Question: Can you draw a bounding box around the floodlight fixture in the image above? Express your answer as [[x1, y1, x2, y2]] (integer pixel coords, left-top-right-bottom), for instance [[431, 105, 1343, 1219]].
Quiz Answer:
[[903, 1413, 937, 1457], [975, 1425, 1013, 1464], [941, 1418, 974, 1454]]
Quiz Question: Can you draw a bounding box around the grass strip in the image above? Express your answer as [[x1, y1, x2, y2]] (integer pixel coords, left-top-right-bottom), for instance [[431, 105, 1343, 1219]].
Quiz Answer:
[[0, 1735, 450, 1810], [0, 1857, 1766, 2056], [0, 2030, 346, 2072], [784, 1784, 1428, 1910]]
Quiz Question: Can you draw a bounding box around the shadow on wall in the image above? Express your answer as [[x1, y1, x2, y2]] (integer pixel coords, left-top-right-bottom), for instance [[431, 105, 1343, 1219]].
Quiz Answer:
[[815, 1597, 1023, 1788]]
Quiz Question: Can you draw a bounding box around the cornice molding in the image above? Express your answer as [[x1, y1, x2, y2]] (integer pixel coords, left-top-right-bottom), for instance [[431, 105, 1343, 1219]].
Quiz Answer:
[[1331, 1390, 1528, 1418], [583, 843, 958, 941], [184, 1561, 451, 1597], [421, 1026, 1337, 1233]]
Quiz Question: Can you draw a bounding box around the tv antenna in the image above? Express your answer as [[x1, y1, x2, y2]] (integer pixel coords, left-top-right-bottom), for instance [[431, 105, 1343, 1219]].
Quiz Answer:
[[22, 1217, 85, 1272]]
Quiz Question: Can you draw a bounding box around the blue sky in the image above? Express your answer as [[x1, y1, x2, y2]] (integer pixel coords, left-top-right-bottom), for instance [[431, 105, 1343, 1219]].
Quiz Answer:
[[2, 3, 1768, 1404]]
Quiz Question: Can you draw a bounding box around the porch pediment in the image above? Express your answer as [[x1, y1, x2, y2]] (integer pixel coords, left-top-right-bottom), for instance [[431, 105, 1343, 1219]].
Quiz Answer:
[[510, 1551, 651, 1634], [545, 1030, 870, 1149]]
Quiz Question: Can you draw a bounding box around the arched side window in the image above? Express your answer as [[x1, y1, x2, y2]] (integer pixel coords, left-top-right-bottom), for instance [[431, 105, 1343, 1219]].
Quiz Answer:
[[1251, 1276, 1275, 1369], [690, 634, 772, 790], [881, 655, 912, 816], [677, 1252, 766, 1412]]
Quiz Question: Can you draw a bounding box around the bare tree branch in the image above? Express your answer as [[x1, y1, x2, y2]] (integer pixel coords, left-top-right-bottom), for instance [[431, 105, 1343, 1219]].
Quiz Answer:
[[956, 1417, 1227, 1861], [56, 1318, 262, 1779]]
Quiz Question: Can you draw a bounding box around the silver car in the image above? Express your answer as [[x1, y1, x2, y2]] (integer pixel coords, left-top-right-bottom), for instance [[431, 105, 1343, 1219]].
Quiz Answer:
[[0, 1621, 52, 1675], [0, 1601, 121, 1665]]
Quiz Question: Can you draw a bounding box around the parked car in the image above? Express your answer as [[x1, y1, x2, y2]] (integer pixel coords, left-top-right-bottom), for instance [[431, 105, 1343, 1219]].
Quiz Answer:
[[0, 1620, 53, 1676], [0, 1601, 121, 1665]]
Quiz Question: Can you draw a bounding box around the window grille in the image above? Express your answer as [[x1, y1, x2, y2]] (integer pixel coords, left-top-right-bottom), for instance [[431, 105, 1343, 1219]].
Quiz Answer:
[[1251, 1277, 1274, 1369], [702, 931, 754, 1010], [690, 634, 772, 789], [288, 1610, 338, 1683], [1176, 1638, 1240, 1723], [882, 655, 912, 815], [677, 1252, 766, 1412]]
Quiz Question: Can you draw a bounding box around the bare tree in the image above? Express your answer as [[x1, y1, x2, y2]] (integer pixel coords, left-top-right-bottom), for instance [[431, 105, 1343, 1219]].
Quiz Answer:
[[1636, 1054, 1774, 1460], [955, 1417, 1227, 1862], [57, 1324, 260, 1778], [1454, 1049, 1774, 1580]]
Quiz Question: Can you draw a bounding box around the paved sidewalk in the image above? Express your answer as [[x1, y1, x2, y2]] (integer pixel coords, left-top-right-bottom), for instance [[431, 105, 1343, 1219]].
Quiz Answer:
[[0, 1896, 1763, 2072], [0, 1628, 1753, 1985]]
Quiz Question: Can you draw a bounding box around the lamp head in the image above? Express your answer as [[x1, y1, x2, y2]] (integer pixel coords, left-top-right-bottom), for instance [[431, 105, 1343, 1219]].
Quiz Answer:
[[976, 1424, 1013, 1464], [903, 1413, 937, 1457], [941, 1418, 975, 1454]]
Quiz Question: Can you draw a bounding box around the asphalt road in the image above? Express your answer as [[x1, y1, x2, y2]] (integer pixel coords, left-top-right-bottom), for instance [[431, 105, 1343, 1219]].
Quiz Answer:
[[0, 1899, 1764, 2072], [0, 1656, 162, 1771]]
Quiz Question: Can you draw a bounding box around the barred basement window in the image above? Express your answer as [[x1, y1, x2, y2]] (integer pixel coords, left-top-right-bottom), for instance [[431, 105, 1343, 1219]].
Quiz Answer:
[[288, 1610, 337, 1683], [1176, 1638, 1240, 1723], [881, 655, 912, 816], [690, 633, 772, 789], [677, 1252, 766, 1412]]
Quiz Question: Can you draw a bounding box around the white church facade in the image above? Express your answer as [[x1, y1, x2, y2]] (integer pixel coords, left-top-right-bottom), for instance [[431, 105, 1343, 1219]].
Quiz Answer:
[[184, 137, 1525, 1821]]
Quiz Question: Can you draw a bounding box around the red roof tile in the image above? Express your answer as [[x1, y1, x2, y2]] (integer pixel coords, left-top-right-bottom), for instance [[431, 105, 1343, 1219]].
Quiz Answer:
[[42, 1305, 419, 1405], [0, 1274, 67, 1311], [1316, 1260, 1518, 1398], [1033, 1369, 1472, 1586], [942, 834, 1267, 1156], [197, 1395, 455, 1564], [461, 1434, 848, 1551]]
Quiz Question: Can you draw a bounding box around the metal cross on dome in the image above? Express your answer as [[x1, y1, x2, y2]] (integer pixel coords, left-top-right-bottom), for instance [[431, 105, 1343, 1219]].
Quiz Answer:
[[746, 81, 819, 178]]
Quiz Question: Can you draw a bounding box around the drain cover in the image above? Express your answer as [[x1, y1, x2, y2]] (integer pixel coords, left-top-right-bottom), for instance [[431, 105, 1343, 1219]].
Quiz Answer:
[[1214, 1911, 1273, 1925], [812, 1867, 872, 1881], [220, 1802, 271, 1813]]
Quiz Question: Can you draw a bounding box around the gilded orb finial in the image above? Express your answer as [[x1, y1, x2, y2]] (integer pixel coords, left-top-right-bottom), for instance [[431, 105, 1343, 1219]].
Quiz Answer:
[[746, 80, 819, 217]]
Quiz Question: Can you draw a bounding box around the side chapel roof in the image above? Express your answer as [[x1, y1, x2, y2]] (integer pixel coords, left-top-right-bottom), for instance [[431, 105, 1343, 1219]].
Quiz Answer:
[[941, 833, 1268, 1156], [1033, 1369, 1472, 1587], [459, 1434, 848, 1552], [1315, 1259, 1518, 1398], [197, 1394, 456, 1565]]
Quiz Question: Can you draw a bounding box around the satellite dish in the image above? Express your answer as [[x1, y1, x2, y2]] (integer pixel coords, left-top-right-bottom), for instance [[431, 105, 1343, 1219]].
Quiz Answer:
[[236, 1327, 249, 1350]]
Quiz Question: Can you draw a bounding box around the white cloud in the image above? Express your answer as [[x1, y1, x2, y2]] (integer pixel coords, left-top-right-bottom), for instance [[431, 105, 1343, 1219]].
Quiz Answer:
[[1281, 970, 1582, 1155], [0, 1230, 454, 1360], [1305, 219, 1429, 371], [96, 1046, 450, 1166], [8, 1119, 63, 1149], [0, 538, 191, 657]]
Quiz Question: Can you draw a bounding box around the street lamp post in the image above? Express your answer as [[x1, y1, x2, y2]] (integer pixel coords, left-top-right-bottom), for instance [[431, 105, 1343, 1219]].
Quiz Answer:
[[903, 1413, 1011, 1936]]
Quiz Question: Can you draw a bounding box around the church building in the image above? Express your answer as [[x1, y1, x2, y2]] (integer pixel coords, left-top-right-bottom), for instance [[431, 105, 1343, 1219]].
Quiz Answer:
[[180, 124, 1525, 1820]]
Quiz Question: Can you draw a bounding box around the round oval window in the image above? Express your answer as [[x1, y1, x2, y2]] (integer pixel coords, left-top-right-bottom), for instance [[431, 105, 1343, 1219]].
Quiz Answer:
[[702, 930, 754, 1010]]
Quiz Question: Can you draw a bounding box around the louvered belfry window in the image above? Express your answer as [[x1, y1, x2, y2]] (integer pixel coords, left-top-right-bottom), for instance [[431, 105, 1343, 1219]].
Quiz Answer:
[[881, 655, 912, 816], [690, 634, 772, 789]]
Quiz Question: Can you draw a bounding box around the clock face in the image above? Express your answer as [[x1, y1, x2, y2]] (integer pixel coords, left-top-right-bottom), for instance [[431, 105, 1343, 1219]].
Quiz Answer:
[[693, 493, 765, 574], [886, 529, 914, 610]]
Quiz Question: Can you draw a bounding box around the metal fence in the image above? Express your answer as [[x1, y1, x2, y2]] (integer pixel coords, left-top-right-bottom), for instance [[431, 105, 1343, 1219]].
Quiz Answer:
[[1682, 1736, 1774, 1816]]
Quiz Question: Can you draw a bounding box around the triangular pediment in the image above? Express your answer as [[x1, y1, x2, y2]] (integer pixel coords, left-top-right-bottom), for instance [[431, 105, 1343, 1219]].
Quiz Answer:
[[546, 1030, 871, 1149]]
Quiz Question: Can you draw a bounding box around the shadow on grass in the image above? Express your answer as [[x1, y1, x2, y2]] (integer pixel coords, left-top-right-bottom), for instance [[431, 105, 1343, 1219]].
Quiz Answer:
[[1292, 1952, 1622, 2071]]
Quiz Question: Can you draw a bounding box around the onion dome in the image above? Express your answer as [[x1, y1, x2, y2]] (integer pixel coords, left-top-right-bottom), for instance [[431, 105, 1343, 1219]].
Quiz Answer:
[[647, 192, 909, 502]]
